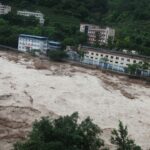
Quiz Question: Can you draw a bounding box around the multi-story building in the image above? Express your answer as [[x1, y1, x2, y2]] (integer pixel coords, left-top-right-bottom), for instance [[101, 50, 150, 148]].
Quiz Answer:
[[80, 46, 150, 73], [18, 34, 48, 54], [0, 3, 11, 15], [17, 11, 45, 24], [80, 23, 115, 45]]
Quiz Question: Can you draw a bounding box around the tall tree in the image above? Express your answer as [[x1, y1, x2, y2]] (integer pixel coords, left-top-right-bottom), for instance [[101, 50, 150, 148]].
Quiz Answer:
[[14, 112, 105, 150], [111, 121, 142, 150]]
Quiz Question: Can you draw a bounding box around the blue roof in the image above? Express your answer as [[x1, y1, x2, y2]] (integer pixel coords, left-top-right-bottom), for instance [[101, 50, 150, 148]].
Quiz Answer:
[[49, 40, 61, 45], [19, 34, 48, 40]]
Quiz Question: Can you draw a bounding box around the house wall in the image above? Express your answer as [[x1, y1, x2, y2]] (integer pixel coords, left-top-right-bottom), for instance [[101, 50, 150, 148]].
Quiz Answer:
[[0, 3, 11, 15], [80, 24, 115, 45], [84, 50, 142, 68], [17, 11, 45, 24], [18, 36, 48, 53]]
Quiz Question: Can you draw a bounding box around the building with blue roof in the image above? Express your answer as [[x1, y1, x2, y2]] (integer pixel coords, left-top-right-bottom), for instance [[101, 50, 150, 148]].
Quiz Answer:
[[18, 34, 48, 53], [48, 40, 61, 50]]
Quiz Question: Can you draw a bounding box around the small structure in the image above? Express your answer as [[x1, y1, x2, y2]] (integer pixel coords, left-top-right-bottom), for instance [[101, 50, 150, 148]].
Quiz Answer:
[[123, 49, 128, 54], [131, 50, 138, 55], [80, 23, 115, 45], [65, 46, 80, 61], [48, 41, 61, 50], [18, 34, 48, 54], [17, 10, 45, 25], [123, 49, 138, 55], [0, 3, 11, 15], [46, 41, 62, 55]]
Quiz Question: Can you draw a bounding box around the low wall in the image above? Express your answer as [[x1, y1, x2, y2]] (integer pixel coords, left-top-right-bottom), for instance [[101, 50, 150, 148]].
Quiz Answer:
[[0, 44, 18, 52], [66, 60, 150, 82]]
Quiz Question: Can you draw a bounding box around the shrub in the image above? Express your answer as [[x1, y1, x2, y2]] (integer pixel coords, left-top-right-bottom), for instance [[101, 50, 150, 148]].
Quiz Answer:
[[48, 50, 68, 61]]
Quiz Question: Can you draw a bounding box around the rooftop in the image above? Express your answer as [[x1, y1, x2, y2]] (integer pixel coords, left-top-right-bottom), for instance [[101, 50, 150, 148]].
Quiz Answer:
[[49, 41, 61, 45], [80, 23, 112, 30], [81, 46, 150, 61], [19, 34, 48, 40]]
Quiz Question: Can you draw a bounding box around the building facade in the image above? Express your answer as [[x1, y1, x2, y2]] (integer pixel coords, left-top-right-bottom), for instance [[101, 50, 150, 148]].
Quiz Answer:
[[17, 11, 45, 24], [0, 3, 11, 15], [18, 34, 48, 54], [80, 24, 115, 45], [80, 46, 150, 75]]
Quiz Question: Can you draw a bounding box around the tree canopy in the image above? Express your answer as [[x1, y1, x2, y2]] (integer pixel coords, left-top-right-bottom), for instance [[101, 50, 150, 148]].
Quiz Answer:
[[14, 112, 104, 150], [111, 121, 142, 150]]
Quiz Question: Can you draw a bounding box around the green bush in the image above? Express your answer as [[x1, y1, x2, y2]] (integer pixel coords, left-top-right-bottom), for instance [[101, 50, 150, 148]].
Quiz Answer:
[[14, 112, 104, 150], [48, 50, 68, 61], [111, 121, 141, 150]]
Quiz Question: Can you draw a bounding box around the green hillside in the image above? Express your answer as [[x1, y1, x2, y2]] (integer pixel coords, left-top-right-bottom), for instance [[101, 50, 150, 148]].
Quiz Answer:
[[0, 0, 150, 55]]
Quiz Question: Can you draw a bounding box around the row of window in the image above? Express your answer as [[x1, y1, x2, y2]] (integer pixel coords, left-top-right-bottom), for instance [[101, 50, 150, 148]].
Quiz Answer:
[[89, 52, 138, 63], [89, 33, 106, 37], [19, 39, 42, 43], [18, 46, 28, 50], [89, 38, 106, 42], [19, 40, 47, 45], [20, 42, 47, 46], [18, 13, 43, 17], [19, 42, 41, 45], [86, 56, 130, 66], [88, 30, 106, 34], [19, 46, 47, 51]]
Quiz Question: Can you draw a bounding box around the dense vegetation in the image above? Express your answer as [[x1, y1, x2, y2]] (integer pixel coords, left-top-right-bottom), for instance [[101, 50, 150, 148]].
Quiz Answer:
[[14, 113, 141, 150], [48, 50, 68, 61], [14, 113, 105, 150], [0, 0, 150, 55]]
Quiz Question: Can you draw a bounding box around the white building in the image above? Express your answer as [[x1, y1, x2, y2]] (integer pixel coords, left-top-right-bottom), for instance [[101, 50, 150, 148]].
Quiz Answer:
[[18, 34, 48, 54], [0, 3, 11, 15], [17, 11, 45, 24], [81, 46, 150, 71], [80, 23, 115, 45]]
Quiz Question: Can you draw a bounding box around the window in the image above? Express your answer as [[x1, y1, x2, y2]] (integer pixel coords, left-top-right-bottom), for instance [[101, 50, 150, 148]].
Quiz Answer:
[[96, 53, 99, 56], [106, 55, 108, 58], [91, 53, 94, 55], [101, 54, 103, 57], [121, 58, 124, 61], [116, 57, 119, 60], [127, 59, 130, 62], [111, 56, 114, 59], [115, 61, 118, 64], [133, 60, 136, 63], [91, 57, 93, 59]]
